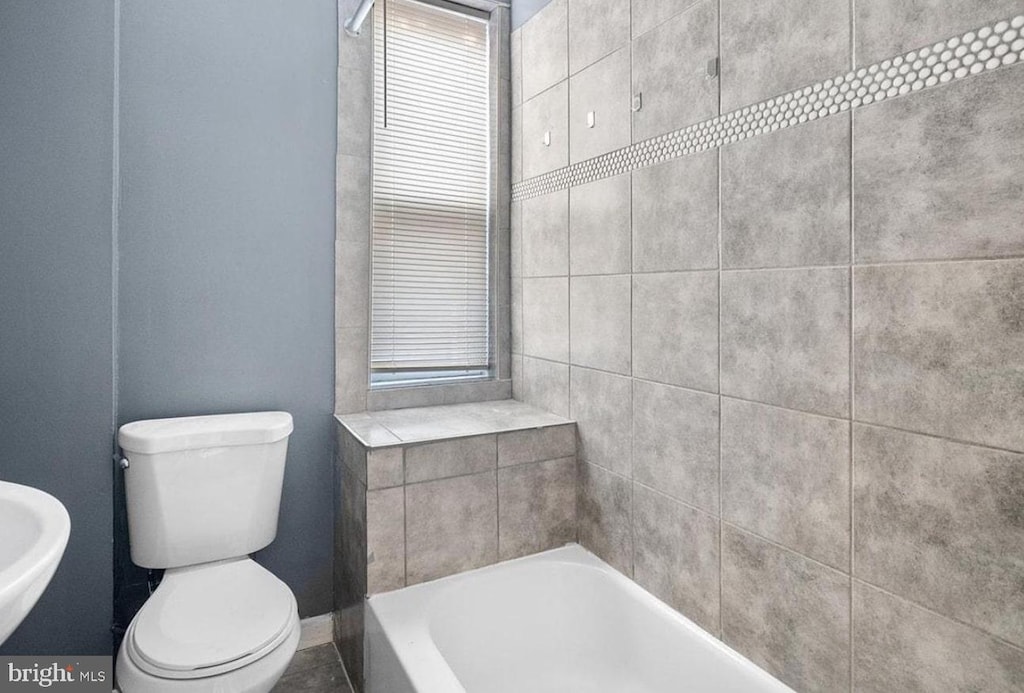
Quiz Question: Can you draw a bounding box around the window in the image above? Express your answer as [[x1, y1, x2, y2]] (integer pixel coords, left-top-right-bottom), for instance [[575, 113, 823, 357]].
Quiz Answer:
[[370, 0, 492, 386]]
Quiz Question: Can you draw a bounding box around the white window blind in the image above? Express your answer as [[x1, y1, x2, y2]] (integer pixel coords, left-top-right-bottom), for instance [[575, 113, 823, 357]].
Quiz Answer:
[[371, 0, 491, 377]]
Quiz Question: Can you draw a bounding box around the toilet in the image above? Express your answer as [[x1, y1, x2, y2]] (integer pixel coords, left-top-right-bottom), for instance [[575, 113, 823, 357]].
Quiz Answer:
[[115, 411, 300, 693]]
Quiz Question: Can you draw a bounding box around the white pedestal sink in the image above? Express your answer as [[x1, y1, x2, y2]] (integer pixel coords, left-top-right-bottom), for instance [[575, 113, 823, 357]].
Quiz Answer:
[[0, 480, 71, 646]]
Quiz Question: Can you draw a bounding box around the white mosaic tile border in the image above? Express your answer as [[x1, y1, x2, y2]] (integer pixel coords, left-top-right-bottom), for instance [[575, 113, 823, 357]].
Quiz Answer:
[[512, 14, 1024, 201]]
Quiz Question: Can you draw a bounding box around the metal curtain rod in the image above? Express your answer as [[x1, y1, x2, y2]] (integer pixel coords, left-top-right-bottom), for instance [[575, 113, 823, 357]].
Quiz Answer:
[[343, 0, 375, 37]]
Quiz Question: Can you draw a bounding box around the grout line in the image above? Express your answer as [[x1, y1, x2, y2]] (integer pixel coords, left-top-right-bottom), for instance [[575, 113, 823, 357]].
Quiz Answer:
[[632, 0, 705, 42], [521, 254, 1024, 282], [627, 0, 636, 581], [847, 2, 856, 683], [561, 0, 572, 415], [850, 418, 1024, 457], [715, 0, 725, 640], [724, 521, 852, 577], [402, 453, 409, 588], [632, 478, 719, 524], [334, 641, 358, 693], [493, 436, 500, 559], [520, 356, 1024, 456], [851, 577, 1024, 656]]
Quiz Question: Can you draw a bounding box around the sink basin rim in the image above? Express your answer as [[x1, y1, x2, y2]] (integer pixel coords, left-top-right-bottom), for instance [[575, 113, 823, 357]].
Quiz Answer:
[[0, 481, 71, 608]]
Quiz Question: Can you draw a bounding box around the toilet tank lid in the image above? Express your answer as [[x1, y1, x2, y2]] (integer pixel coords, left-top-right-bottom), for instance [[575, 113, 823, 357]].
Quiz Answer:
[[119, 412, 293, 455]]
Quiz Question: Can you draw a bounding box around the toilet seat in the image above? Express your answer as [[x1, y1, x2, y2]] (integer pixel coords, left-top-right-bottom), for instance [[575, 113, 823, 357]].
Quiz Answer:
[[126, 558, 297, 680]]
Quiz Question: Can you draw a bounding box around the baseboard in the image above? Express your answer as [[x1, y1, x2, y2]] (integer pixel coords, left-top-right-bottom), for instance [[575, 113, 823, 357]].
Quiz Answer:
[[298, 612, 334, 650]]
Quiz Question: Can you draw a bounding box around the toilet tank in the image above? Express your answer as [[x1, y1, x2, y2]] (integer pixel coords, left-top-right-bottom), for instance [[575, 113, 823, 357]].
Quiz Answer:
[[118, 411, 294, 569]]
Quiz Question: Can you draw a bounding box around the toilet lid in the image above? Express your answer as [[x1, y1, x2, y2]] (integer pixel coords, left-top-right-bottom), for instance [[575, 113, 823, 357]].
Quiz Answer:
[[130, 558, 296, 674]]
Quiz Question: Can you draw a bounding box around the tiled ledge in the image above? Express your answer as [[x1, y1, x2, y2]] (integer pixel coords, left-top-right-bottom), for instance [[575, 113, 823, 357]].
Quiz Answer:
[[335, 398, 573, 449], [332, 400, 580, 682], [333, 398, 578, 601]]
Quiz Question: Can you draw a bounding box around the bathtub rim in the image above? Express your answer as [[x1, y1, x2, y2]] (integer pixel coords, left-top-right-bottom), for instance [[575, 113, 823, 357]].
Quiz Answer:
[[366, 543, 796, 693]]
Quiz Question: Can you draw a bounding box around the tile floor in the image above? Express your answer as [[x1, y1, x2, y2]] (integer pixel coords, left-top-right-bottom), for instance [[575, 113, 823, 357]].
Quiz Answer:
[[272, 643, 353, 693]]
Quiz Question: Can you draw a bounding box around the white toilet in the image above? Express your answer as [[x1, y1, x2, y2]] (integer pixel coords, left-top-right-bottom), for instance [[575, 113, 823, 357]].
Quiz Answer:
[[115, 411, 300, 693]]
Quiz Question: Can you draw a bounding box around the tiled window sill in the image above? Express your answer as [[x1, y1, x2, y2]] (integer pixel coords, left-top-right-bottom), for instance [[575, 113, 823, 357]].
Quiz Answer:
[[335, 398, 573, 449]]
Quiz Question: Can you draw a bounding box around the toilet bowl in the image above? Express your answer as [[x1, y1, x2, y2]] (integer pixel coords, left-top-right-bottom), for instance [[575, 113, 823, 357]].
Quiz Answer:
[[116, 412, 299, 693]]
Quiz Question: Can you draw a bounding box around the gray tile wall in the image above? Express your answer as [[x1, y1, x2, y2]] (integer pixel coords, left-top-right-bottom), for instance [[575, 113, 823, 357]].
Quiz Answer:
[[512, 2, 1024, 691]]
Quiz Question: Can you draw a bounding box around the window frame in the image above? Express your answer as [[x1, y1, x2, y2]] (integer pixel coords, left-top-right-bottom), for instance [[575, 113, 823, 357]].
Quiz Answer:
[[364, 0, 511, 407]]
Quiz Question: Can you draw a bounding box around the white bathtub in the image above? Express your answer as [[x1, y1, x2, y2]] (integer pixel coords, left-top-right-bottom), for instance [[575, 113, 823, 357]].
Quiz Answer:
[[366, 544, 795, 692]]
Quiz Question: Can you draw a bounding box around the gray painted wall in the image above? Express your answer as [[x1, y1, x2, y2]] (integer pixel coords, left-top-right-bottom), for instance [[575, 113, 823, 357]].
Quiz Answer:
[[0, 0, 115, 655], [512, 0, 553, 28], [117, 0, 338, 619], [1, 0, 339, 654]]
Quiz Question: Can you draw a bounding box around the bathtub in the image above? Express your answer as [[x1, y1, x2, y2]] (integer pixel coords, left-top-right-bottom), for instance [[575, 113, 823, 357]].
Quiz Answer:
[[366, 544, 794, 692]]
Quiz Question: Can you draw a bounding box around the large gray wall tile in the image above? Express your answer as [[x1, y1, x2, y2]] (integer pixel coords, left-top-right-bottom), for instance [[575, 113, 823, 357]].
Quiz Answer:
[[522, 81, 569, 178], [632, 271, 718, 392], [721, 268, 850, 418], [338, 425, 368, 485], [631, 0, 704, 38], [404, 434, 497, 484], [522, 276, 569, 362], [519, 356, 570, 416], [336, 155, 371, 246], [722, 399, 850, 570], [722, 114, 850, 268], [571, 366, 632, 477], [855, 0, 1024, 66], [633, 380, 719, 513], [498, 424, 577, 467], [510, 28, 523, 107], [511, 354, 524, 400], [521, 0, 568, 100], [632, 0, 719, 141], [854, 424, 1024, 646], [366, 447, 403, 490], [720, 0, 849, 112], [854, 69, 1024, 262], [569, 174, 631, 276], [632, 150, 718, 272], [567, 0, 630, 74], [522, 189, 569, 277], [578, 461, 633, 575], [334, 451, 367, 688], [336, 326, 368, 414], [366, 487, 405, 594], [569, 47, 631, 162], [633, 484, 720, 633], [722, 527, 851, 693], [337, 8, 373, 160], [511, 201, 523, 278], [336, 239, 369, 329], [853, 581, 1024, 693], [336, 458, 368, 602], [570, 274, 631, 374], [854, 260, 1024, 451], [498, 457, 577, 560], [511, 276, 523, 354], [405, 471, 498, 584], [511, 106, 523, 184]]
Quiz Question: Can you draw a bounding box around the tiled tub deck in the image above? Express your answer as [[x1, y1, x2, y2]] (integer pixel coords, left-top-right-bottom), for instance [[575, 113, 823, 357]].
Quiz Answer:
[[332, 399, 578, 691]]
